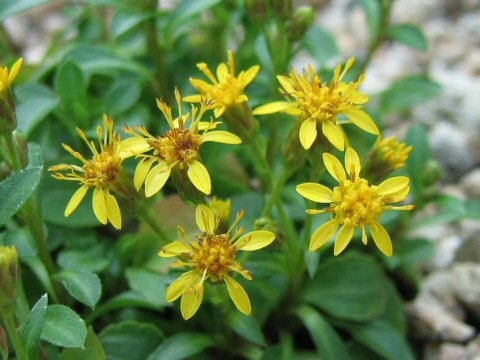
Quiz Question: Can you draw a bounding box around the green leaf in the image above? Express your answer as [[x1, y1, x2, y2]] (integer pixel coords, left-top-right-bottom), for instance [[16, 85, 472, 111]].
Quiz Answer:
[[165, 0, 222, 42], [301, 253, 386, 321], [304, 250, 320, 278], [380, 75, 441, 113], [0, 167, 43, 226], [389, 24, 428, 51], [125, 268, 168, 308], [104, 78, 141, 116], [358, 0, 382, 43], [111, 9, 152, 37], [406, 124, 431, 198], [66, 46, 150, 78], [55, 270, 102, 309], [227, 312, 266, 347], [41, 178, 98, 228], [57, 246, 109, 273], [295, 306, 350, 360], [55, 61, 89, 127], [340, 319, 414, 360], [20, 294, 48, 360], [15, 84, 59, 136], [0, 0, 52, 21], [60, 327, 106, 360], [304, 26, 339, 65], [27, 142, 44, 169], [147, 333, 214, 360], [100, 321, 163, 360], [41, 305, 87, 348]]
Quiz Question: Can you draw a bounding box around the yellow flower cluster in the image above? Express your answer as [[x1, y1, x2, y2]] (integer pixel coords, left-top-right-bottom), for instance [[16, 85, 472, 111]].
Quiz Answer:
[[45, 51, 414, 320]]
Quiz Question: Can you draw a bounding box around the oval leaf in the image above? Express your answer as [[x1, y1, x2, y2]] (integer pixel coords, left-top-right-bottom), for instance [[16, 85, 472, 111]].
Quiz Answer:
[[21, 294, 48, 360], [147, 333, 214, 360], [55, 270, 102, 309], [0, 167, 43, 226], [41, 305, 87, 348]]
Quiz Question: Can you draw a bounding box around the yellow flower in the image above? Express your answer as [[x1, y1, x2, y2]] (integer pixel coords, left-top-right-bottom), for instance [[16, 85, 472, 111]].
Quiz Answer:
[[296, 148, 414, 256], [49, 115, 148, 229], [125, 89, 242, 197], [253, 58, 379, 150], [159, 204, 275, 320], [0, 58, 23, 98], [184, 51, 260, 118], [372, 136, 413, 171]]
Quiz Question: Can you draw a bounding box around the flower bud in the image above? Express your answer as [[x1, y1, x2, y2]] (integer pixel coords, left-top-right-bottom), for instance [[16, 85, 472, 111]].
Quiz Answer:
[[209, 197, 232, 232], [287, 6, 315, 42], [0, 246, 18, 308]]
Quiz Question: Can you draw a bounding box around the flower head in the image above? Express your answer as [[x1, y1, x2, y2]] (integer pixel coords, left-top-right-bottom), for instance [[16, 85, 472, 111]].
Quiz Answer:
[[125, 89, 241, 197], [371, 136, 413, 171], [296, 148, 414, 256], [184, 51, 260, 118], [0, 58, 23, 99], [159, 204, 275, 320], [49, 115, 148, 229], [253, 58, 379, 150]]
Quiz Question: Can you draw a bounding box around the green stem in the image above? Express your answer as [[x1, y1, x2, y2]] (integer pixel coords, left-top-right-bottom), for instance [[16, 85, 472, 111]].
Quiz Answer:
[[0, 310, 27, 360], [262, 167, 292, 217], [2, 133, 21, 172], [359, 0, 394, 74], [144, 1, 169, 100]]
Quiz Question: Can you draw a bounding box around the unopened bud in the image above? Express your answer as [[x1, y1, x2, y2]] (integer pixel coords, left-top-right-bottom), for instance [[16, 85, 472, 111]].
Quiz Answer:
[[422, 159, 443, 186], [245, 0, 267, 23], [209, 197, 232, 232], [0, 246, 18, 308], [287, 6, 315, 42]]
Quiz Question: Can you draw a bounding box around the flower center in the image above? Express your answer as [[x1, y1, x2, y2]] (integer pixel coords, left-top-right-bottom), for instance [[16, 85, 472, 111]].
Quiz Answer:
[[84, 152, 120, 186], [191, 234, 237, 281], [331, 179, 384, 227], [210, 77, 242, 106], [155, 128, 202, 168]]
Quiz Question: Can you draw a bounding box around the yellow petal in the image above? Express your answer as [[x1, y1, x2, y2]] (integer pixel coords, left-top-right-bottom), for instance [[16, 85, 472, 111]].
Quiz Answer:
[[224, 275, 251, 315], [134, 158, 155, 191], [8, 58, 23, 84], [181, 283, 204, 320], [145, 162, 171, 197], [345, 147, 361, 180], [323, 153, 346, 182], [187, 160, 211, 195], [166, 270, 199, 302], [92, 187, 108, 225], [277, 75, 296, 94], [195, 204, 215, 234], [159, 241, 191, 257], [240, 65, 260, 86], [105, 191, 122, 229], [322, 121, 344, 151], [378, 176, 410, 196], [65, 185, 89, 217], [119, 137, 151, 159], [183, 94, 202, 103], [214, 107, 226, 118], [334, 224, 355, 256], [234, 230, 275, 251], [201, 131, 242, 144], [216, 63, 229, 81], [309, 220, 338, 251], [344, 107, 379, 135], [296, 182, 333, 203], [369, 223, 393, 257], [384, 186, 410, 203], [351, 90, 369, 104], [299, 118, 317, 150], [252, 101, 298, 115]]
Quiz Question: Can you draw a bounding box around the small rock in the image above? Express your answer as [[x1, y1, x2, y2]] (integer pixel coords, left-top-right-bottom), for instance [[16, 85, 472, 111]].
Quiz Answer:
[[430, 122, 477, 181], [460, 168, 480, 199], [452, 263, 480, 320]]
